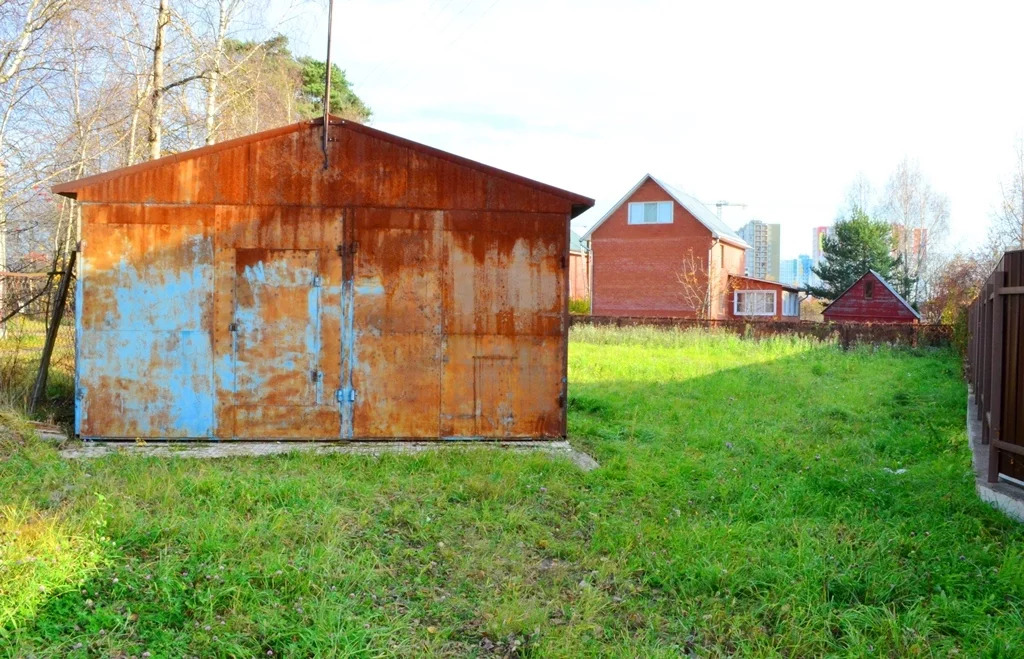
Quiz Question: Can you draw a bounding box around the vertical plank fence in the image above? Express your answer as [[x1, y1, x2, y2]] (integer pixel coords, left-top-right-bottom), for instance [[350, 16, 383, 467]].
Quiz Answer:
[[968, 249, 1024, 485]]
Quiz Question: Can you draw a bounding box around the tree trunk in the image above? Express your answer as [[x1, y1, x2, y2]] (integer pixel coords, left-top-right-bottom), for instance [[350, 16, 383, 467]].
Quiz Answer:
[[0, 161, 7, 339], [203, 1, 230, 145], [127, 82, 144, 165], [204, 68, 220, 146], [147, 0, 170, 160]]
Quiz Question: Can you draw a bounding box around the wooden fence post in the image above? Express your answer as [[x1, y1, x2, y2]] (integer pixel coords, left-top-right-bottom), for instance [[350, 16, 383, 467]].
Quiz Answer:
[[979, 282, 990, 424], [988, 267, 1005, 482]]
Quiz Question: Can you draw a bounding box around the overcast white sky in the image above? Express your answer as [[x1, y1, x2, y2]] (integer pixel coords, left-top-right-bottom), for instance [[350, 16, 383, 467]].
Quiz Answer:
[[269, 0, 1024, 259]]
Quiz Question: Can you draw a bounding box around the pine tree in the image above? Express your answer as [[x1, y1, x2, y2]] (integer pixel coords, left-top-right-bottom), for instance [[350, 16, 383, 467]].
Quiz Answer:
[[808, 209, 912, 301]]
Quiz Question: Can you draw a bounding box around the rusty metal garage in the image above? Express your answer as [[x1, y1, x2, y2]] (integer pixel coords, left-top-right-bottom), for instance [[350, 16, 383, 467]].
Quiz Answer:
[[52, 118, 593, 440]]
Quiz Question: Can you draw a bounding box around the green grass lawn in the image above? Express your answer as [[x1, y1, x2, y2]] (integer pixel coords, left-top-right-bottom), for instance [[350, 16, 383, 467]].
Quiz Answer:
[[2, 326, 1023, 657]]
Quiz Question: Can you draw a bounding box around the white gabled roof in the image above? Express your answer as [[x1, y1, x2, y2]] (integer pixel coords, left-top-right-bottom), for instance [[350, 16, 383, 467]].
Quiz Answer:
[[821, 269, 922, 320], [579, 173, 751, 249]]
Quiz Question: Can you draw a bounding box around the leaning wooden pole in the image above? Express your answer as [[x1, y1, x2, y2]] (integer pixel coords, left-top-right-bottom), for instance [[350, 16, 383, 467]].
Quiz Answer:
[[29, 250, 76, 415], [322, 0, 334, 170]]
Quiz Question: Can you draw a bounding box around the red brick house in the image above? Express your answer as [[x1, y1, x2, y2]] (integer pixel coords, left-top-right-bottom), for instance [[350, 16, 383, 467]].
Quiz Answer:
[[821, 270, 920, 324], [581, 174, 751, 318], [726, 275, 802, 322]]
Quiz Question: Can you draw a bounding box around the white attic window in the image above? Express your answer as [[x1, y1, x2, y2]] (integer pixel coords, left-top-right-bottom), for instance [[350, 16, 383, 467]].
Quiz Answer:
[[628, 201, 673, 224]]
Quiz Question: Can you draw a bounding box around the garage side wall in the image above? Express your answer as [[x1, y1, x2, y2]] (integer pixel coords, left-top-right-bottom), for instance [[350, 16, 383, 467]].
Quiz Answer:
[[74, 122, 575, 440]]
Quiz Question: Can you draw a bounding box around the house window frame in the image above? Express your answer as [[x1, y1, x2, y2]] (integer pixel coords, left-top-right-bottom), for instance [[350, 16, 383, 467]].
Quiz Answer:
[[782, 290, 800, 317], [627, 200, 674, 225], [734, 289, 777, 317], [864, 279, 875, 299]]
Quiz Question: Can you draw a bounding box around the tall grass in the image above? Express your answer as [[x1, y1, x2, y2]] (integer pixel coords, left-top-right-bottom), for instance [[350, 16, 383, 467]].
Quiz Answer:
[[568, 297, 590, 315], [0, 326, 1021, 656], [0, 317, 74, 421]]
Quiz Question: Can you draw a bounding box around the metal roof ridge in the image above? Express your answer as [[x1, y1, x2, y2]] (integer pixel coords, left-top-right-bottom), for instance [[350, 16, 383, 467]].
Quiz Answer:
[[52, 116, 595, 216]]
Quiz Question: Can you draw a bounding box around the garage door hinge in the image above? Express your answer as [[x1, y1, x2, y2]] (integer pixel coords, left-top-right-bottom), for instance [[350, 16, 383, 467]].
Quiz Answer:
[[312, 275, 322, 287], [335, 243, 359, 257], [335, 388, 356, 403]]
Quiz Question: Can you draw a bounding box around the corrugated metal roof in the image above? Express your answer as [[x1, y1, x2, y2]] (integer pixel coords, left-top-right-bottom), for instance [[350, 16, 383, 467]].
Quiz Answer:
[[649, 176, 749, 248], [728, 273, 802, 292], [569, 229, 586, 253], [580, 174, 751, 249], [52, 117, 594, 217]]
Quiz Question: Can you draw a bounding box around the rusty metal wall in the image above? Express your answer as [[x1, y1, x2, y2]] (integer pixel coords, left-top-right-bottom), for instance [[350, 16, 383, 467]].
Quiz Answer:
[[70, 121, 586, 440]]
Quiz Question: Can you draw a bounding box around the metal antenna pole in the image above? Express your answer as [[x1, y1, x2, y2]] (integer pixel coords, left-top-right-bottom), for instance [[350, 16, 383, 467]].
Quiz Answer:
[[322, 0, 334, 170]]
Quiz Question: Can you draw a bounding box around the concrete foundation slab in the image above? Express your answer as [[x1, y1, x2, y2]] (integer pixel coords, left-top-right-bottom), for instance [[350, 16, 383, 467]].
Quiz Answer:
[[59, 439, 601, 472], [967, 392, 1024, 524]]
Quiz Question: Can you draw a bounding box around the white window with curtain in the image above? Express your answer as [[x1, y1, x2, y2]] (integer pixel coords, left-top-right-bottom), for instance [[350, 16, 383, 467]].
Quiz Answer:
[[627, 201, 673, 224], [734, 290, 776, 316], [782, 291, 800, 316]]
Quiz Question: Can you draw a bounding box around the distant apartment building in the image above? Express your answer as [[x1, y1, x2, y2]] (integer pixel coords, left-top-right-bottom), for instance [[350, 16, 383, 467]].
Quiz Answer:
[[798, 254, 812, 286], [736, 220, 781, 281], [891, 225, 927, 270], [810, 226, 832, 287], [780, 254, 813, 288]]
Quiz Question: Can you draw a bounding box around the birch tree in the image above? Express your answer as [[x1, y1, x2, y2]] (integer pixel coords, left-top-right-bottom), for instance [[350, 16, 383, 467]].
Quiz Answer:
[[185, 0, 262, 145], [147, 0, 171, 159], [879, 158, 950, 303], [0, 0, 75, 334], [988, 138, 1024, 251]]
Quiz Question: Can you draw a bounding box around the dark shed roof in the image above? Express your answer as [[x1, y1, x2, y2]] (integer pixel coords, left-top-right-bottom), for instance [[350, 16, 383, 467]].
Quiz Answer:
[[729, 274, 802, 292]]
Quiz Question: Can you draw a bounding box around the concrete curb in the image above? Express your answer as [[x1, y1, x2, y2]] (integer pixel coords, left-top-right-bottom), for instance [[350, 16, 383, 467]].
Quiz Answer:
[[60, 439, 601, 472], [966, 392, 1024, 524]]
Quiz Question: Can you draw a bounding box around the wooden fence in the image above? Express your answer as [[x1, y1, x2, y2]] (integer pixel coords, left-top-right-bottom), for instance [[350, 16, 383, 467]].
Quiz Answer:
[[571, 315, 952, 348], [968, 249, 1024, 485]]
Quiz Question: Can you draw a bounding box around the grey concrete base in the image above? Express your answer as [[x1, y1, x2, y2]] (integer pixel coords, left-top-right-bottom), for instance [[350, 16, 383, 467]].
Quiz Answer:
[[60, 439, 601, 472], [28, 421, 69, 442], [967, 392, 1024, 524]]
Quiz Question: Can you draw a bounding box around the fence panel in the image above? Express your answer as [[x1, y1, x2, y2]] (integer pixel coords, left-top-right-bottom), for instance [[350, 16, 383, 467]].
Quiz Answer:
[[968, 249, 1024, 485], [0, 264, 76, 423]]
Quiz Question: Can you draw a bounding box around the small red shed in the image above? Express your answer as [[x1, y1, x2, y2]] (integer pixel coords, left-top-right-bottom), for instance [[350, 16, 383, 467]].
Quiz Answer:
[[821, 270, 920, 324]]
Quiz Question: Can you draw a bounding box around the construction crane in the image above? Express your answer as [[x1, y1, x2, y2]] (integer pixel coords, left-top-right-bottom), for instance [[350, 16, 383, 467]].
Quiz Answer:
[[714, 200, 747, 218]]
